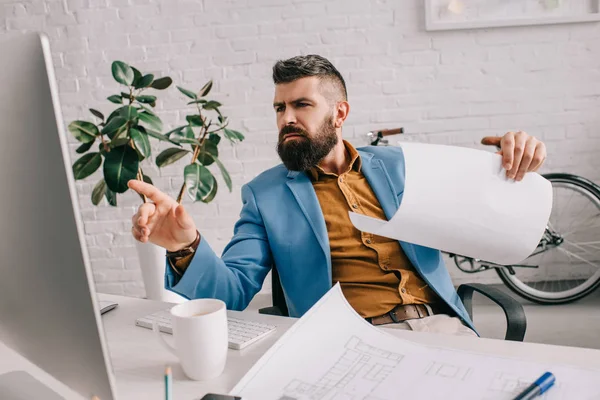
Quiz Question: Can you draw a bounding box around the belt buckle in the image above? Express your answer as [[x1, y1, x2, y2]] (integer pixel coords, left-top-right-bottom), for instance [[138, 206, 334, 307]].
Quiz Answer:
[[388, 308, 401, 323]]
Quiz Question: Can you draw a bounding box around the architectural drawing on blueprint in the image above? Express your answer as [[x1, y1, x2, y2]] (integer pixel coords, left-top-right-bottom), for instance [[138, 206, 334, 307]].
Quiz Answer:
[[483, 372, 565, 400], [425, 361, 471, 381], [278, 336, 404, 400]]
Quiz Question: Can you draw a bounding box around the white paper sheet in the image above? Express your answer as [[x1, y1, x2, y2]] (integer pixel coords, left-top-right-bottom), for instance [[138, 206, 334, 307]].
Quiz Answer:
[[350, 142, 553, 265], [231, 284, 600, 400]]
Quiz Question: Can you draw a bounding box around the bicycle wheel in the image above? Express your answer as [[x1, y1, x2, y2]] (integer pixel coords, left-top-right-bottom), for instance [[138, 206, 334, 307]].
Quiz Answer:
[[496, 173, 600, 304]]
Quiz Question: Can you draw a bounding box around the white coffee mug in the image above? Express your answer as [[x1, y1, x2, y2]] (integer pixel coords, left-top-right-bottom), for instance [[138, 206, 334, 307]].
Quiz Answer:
[[153, 298, 228, 381]]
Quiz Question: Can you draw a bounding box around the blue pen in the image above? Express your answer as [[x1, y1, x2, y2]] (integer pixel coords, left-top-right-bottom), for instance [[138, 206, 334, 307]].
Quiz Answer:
[[513, 372, 555, 400]]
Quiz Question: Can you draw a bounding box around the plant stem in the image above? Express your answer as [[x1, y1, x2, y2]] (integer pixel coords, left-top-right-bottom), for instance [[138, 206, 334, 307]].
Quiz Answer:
[[176, 107, 209, 204], [99, 133, 110, 152]]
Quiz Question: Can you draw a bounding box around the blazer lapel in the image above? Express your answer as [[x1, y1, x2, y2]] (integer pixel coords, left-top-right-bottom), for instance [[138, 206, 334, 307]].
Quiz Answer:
[[360, 151, 420, 265], [285, 170, 331, 272], [360, 152, 399, 220]]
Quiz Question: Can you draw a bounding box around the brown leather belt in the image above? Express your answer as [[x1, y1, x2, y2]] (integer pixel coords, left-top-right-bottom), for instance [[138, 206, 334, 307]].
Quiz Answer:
[[367, 304, 446, 326]]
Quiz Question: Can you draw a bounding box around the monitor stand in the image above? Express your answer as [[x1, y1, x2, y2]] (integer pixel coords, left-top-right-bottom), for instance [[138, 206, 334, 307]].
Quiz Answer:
[[0, 371, 64, 400]]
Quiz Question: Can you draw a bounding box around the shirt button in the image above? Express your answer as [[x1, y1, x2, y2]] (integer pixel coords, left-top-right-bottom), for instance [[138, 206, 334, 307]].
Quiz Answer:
[[366, 239, 372, 244], [352, 204, 358, 209], [400, 288, 407, 294]]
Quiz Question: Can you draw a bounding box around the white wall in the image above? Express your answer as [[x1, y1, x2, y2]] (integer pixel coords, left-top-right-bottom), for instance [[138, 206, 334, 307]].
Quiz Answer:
[[2, 0, 599, 296]]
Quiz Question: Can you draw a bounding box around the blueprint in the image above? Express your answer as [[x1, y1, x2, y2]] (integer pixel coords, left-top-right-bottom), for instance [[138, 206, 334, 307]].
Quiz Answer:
[[231, 284, 600, 400]]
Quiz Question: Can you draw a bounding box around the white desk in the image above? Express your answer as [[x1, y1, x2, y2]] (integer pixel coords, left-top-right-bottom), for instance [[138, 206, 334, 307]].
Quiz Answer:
[[2, 294, 600, 399]]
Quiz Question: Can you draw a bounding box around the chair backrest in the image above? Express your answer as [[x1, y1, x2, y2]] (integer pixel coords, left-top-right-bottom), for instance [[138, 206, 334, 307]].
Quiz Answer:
[[271, 265, 289, 316]]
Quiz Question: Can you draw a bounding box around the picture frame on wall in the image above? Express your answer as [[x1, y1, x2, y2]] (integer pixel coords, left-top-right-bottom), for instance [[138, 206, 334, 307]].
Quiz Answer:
[[424, 0, 600, 31]]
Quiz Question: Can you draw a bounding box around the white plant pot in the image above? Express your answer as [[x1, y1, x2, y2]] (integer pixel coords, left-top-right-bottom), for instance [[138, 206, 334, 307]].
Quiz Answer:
[[134, 240, 186, 303]]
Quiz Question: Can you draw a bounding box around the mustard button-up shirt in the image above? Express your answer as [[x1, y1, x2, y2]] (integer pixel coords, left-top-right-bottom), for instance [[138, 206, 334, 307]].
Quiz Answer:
[[309, 140, 440, 318]]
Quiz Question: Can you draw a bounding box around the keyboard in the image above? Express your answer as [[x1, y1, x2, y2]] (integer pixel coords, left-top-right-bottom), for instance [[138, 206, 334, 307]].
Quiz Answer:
[[135, 310, 277, 350]]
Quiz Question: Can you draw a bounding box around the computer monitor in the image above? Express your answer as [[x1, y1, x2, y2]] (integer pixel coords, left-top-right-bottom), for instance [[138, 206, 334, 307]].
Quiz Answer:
[[0, 33, 117, 399]]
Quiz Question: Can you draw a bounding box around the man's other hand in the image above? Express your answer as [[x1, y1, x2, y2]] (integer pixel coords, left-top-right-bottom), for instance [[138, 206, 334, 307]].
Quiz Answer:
[[481, 131, 546, 181], [127, 180, 198, 252]]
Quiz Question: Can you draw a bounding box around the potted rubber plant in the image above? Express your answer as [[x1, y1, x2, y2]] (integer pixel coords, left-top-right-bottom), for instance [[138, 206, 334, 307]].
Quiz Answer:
[[68, 60, 181, 301], [68, 63, 246, 302]]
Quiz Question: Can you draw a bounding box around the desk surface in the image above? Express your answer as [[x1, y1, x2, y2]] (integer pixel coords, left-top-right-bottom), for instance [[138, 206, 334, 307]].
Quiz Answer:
[[2, 294, 600, 399]]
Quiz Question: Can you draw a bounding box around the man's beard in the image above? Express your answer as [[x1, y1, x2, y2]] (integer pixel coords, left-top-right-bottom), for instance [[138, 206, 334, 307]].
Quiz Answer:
[[276, 115, 338, 171]]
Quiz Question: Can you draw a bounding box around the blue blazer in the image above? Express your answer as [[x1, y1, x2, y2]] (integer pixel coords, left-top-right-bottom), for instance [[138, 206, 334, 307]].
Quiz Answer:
[[165, 145, 476, 331]]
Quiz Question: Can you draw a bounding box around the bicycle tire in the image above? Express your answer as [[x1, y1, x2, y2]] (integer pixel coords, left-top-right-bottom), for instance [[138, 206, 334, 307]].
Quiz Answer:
[[496, 173, 600, 304]]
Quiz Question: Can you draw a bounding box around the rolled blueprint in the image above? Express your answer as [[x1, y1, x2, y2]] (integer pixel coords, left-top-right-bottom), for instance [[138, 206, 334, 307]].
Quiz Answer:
[[350, 142, 553, 265]]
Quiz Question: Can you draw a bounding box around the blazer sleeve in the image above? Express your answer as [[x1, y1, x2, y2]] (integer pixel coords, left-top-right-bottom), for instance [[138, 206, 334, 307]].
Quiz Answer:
[[164, 183, 273, 310]]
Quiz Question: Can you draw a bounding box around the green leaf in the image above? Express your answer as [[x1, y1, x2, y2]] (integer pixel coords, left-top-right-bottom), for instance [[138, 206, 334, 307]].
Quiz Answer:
[[197, 140, 218, 166], [138, 111, 163, 131], [119, 105, 138, 122], [111, 61, 134, 86], [130, 127, 151, 159], [105, 105, 137, 125], [91, 179, 107, 205], [101, 116, 128, 139], [89, 108, 104, 120], [142, 174, 153, 185], [76, 140, 95, 154], [156, 148, 190, 167], [151, 76, 173, 90], [187, 99, 207, 105], [164, 126, 185, 138], [171, 136, 201, 145], [186, 115, 203, 126], [184, 126, 195, 138], [105, 186, 117, 206], [68, 121, 98, 143], [177, 86, 197, 99], [107, 94, 123, 104], [203, 100, 222, 111], [144, 128, 181, 145], [184, 163, 216, 202], [199, 80, 213, 97], [208, 133, 221, 145], [212, 155, 232, 192], [72, 152, 102, 180], [131, 67, 142, 87], [231, 130, 245, 141], [223, 128, 245, 143], [136, 95, 157, 104], [137, 103, 156, 116], [135, 74, 154, 89], [202, 177, 218, 203], [103, 145, 139, 193], [109, 137, 129, 149]]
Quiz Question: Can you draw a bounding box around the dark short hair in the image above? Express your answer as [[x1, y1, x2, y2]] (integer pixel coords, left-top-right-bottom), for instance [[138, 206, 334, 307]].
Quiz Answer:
[[272, 54, 348, 101]]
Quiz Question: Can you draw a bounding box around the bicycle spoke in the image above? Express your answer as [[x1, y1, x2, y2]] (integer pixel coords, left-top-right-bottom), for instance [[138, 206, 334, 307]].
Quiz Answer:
[[553, 187, 575, 229], [563, 239, 600, 253], [562, 221, 600, 237], [562, 194, 592, 236], [556, 247, 599, 269]]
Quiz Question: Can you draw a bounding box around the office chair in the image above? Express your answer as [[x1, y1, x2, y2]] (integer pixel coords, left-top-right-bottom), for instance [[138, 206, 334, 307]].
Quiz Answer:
[[259, 266, 527, 341]]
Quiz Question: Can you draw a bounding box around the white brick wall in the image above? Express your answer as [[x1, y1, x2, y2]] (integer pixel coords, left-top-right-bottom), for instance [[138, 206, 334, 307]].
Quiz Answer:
[[2, 0, 599, 295]]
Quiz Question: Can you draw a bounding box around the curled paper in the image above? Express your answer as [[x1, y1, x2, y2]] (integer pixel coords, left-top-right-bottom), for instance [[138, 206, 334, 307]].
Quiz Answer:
[[350, 142, 553, 265]]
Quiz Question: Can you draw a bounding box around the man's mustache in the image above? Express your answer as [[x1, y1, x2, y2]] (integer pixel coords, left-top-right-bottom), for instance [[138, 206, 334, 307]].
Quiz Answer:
[[279, 125, 308, 142]]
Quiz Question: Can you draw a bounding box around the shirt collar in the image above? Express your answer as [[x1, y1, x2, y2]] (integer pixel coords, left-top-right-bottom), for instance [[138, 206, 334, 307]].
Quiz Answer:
[[308, 140, 362, 181]]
